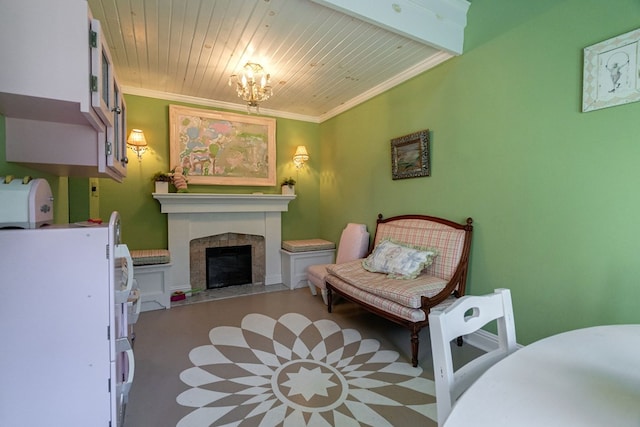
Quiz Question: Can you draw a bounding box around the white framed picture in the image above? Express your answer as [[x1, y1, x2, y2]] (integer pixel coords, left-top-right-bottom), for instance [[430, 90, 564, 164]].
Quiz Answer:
[[582, 27, 640, 112]]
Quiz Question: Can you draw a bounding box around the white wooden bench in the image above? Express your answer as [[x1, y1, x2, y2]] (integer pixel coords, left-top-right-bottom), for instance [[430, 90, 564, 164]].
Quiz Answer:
[[131, 249, 171, 312]]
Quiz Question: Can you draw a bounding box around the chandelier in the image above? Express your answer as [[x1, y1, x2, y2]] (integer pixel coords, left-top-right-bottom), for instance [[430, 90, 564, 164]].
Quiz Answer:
[[228, 62, 273, 113]]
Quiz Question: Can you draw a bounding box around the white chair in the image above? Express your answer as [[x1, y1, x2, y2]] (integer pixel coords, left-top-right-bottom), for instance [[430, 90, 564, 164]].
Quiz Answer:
[[307, 223, 369, 304], [428, 288, 517, 426]]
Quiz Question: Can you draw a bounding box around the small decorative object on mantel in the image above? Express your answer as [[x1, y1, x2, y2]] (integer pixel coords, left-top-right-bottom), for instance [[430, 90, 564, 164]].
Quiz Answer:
[[281, 177, 296, 195], [152, 172, 172, 193], [171, 166, 189, 192], [391, 129, 430, 180], [583, 27, 640, 112]]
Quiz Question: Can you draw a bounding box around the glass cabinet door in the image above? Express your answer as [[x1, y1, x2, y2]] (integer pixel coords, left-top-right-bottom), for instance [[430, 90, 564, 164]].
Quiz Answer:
[[90, 18, 114, 127], [109, 79, 128, 177]]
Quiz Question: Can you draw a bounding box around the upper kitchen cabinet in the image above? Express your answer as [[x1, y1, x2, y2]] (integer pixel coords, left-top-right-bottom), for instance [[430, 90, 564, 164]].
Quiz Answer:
[[0, 0, 127, 181]]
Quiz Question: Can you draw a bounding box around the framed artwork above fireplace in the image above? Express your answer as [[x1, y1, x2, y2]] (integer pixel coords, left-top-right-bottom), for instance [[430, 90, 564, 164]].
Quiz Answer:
[[169, 105, 277, 186]]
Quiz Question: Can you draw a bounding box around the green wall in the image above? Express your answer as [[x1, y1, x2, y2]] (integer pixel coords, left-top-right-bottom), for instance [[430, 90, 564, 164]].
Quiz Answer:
[[319, 0, 640, 344], [2, 0, 639, 347], [97, 95, 322, 249]]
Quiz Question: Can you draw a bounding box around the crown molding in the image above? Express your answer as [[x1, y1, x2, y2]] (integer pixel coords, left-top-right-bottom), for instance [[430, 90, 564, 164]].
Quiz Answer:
[[123, 51, 453, 124], [318, 51, 453, 122], [121, 87, 321, 123]]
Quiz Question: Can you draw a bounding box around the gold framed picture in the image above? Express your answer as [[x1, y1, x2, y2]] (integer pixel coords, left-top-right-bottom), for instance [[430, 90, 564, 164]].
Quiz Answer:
[[391, 129, 430, 180]]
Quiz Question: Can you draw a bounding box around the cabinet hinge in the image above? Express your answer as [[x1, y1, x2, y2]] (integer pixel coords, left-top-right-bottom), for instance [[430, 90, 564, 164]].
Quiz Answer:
[[90, 75, 98, 92], [89, 30, 97, 48], [106, 244, 110, 259], [108, 377, 111, 393], [106, 141, 113, 156], [107, 325, 111, 340]]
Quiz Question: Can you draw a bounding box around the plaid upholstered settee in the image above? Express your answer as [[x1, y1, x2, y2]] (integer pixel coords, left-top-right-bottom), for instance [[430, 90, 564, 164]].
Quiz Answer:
[[326, 214, 473, 367]]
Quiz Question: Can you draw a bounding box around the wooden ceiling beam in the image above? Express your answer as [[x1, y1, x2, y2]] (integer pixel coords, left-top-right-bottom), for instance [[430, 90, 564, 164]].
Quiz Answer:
[[309, 0, 470, 54]]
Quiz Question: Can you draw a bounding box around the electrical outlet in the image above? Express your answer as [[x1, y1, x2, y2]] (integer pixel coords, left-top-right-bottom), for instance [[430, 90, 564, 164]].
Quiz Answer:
[[90, 178, 99, 198]]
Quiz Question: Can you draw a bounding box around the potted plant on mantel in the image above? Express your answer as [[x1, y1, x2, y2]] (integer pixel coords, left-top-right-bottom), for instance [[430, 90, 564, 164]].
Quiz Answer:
[[152, 172, 172, 193], [281, 177, 296, 195]]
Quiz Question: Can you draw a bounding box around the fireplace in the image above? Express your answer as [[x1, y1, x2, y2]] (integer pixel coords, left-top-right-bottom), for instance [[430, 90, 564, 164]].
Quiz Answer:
[[153, 193, 295, 291], [190, 233, 265, 289], [206, 245, 251, 288]]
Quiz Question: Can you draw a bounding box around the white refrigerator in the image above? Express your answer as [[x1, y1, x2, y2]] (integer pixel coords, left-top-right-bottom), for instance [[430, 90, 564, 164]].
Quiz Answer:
[[0, 211, 135, 426]]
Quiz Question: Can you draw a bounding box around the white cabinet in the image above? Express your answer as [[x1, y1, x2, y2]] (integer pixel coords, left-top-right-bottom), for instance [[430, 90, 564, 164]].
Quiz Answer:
[[280, 248, 336, 290], [0, 0, 128, 181], [134, 263, 172, 311], [0, 212, 135, 426]]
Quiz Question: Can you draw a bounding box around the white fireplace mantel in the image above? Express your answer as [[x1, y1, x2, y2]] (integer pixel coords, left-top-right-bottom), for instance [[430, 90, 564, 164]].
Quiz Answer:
[[153, 193, 296, 290], [153, 193, 296, 214]]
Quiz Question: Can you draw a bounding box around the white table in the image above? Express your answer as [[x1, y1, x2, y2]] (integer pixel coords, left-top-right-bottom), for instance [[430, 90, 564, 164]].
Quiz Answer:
[[444, 325, 640, 427]]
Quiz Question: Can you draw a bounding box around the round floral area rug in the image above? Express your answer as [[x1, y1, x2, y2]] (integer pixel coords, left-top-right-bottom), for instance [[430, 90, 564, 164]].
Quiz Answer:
[[176, 313, 438, 426]]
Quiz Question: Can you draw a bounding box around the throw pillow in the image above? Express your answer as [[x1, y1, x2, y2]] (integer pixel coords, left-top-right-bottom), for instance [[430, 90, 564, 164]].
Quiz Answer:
[[362, 239, 438, 279]]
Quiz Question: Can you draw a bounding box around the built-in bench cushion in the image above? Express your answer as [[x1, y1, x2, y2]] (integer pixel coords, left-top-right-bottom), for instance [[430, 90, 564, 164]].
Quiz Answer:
[[130, 249, 170, 266], [282, 239, 335, 253], [328, 259, 447, 309]]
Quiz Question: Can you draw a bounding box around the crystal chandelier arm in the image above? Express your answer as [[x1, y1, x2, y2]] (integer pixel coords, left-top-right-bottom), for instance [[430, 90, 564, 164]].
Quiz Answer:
[[229, 62, 273, 113]]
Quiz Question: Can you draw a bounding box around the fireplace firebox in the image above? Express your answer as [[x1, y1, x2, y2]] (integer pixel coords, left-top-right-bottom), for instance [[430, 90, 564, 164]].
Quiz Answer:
[[206, 245, 252, 289]]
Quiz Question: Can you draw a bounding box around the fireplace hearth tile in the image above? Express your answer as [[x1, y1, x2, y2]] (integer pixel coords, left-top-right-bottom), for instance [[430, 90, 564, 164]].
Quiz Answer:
[[171, 283, 288, 307]]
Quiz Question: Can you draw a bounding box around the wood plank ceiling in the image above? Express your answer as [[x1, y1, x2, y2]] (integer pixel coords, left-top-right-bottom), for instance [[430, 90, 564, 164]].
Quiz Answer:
[[88, 0, 469, 121]]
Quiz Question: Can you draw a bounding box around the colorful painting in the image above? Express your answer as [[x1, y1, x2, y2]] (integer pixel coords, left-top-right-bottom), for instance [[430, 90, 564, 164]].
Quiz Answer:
[[169, 105, 276, 186], [391, 129, 430, 180]]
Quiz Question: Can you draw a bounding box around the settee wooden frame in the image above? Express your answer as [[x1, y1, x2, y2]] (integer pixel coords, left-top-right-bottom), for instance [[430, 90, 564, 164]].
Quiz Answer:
[[326, 213, 473, 367]]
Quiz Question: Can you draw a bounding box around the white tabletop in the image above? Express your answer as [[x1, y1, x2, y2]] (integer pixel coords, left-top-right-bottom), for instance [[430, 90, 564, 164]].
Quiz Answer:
[[444, 324, 640, 427]]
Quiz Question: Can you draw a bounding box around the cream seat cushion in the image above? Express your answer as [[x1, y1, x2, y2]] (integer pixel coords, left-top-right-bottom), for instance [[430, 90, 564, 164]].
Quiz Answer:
[[282, 239, 335, 252], [328, 259, 447, 309], [130, 249, 170, 266]]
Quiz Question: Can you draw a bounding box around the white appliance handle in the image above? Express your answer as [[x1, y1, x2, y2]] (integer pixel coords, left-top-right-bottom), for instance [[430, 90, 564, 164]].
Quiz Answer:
[[133, 287, 141, 317], [122, 348, 135, 395], [128, 287, 141, 325], [114, 244, 133, 303], [135, 292, 142, 316], [115, 338, 135, 396]]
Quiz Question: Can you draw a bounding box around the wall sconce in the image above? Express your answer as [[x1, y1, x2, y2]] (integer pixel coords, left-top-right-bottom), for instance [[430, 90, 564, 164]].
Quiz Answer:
[[127, 129, 148, 160], [293, 145, 309, 169]]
